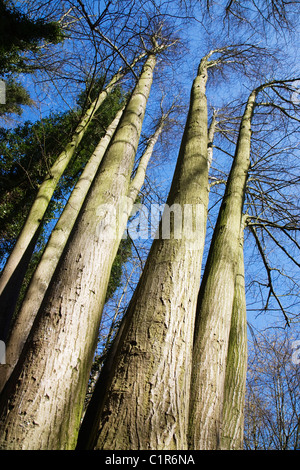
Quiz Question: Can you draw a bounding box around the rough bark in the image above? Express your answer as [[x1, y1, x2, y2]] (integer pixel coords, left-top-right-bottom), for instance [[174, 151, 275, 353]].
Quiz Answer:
[[77, 58, 210, 451], [188, 89, 257, 450], [220, 217, 248, 450], [0, 53, 156, 450], [0, 108, 124, 394], [0, 47, 150, 341]]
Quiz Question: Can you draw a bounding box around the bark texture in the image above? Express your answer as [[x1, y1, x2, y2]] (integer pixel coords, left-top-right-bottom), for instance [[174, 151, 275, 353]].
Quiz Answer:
[[220, 218, 248, 450], [0, 108, 124, 394], [188, 89, 257, 450], [0, 54, 156, 450], [77, 59, 210, 451]]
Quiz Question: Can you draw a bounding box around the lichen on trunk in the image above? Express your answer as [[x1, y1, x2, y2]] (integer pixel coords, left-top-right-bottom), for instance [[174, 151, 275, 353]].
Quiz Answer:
[[0, 108, 124, 394], [0, 53, 156, 450], [188, 89, 257, 450], [220, 217, 248, 450], [77, 57, 211, 451]]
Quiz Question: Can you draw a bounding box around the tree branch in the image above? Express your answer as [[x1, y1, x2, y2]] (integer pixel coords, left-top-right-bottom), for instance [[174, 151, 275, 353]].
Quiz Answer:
[[249, 224, 290, 325]]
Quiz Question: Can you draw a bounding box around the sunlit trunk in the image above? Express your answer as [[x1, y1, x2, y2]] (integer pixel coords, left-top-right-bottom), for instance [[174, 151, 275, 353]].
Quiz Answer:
[[188, 89, 257, 450], [220, 217, 248, 450], [0, 54, 156, 450], [0, 108, 124, 393], [0, 69, 124, 341], [77, 58, 211, 451]]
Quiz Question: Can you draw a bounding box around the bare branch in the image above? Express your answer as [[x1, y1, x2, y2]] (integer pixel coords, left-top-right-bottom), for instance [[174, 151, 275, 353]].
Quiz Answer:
[[248, 224, 291, 325]]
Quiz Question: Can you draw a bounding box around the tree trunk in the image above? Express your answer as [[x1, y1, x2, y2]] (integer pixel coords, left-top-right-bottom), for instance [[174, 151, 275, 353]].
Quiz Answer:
[[188, 89, 257, 450], [220, 217, 248, 450], [0, 108, 124, 394], [0, 70, 123, 340], [0, 53, 156, 450], [77, 58, 211, 451]]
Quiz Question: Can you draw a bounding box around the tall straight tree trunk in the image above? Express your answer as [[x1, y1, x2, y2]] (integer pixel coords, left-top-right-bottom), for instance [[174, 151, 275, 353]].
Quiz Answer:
[[77, 57, 211, 451], [81, 111, 170, 408], [220, 216, 248, 450], [0, 108, 124, 394], [188, 88, 258, 450], [0, 53, 156, 450], [127, 109, 172, 205], [0, 53, 145, 341]]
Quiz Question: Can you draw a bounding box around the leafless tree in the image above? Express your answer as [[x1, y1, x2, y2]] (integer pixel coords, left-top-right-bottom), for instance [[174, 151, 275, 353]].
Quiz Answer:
[[244, 329, 300, 450]]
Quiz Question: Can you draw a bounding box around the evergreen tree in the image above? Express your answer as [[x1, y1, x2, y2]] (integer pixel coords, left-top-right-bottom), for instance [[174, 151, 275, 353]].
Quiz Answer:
[[0, 0, 63, 117], [0, 0, 63, 75]]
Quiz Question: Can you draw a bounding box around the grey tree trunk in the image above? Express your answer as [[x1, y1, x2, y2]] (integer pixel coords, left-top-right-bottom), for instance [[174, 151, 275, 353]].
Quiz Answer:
[[0, 53, 156, 450], [188, 89, 257, 450], [0, 108, 124, 394], [0, 67, 127, 341], [80, 113, 169, 409], [77, 57, 211, 451], [220, 217, 248, 450]]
